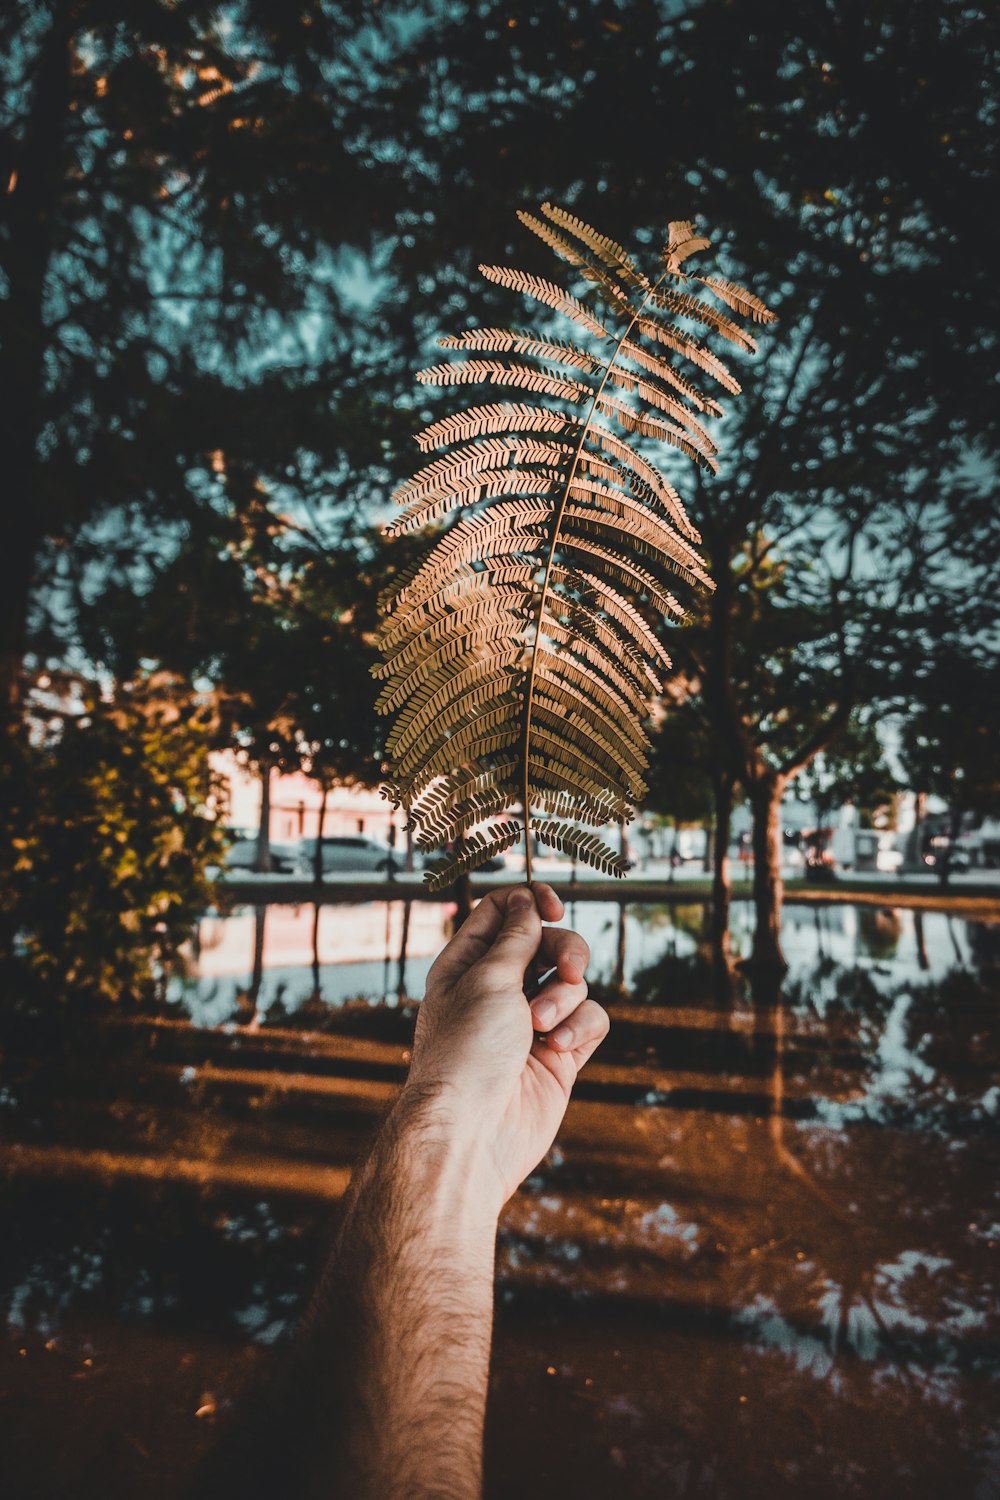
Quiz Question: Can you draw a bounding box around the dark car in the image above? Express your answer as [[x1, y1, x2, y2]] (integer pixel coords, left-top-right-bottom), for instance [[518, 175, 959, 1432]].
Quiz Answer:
[[221, 837, 306, 875]]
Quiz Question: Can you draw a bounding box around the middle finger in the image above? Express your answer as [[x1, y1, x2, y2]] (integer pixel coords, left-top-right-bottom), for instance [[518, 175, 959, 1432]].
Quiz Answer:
[[538, 924, 590, 984]]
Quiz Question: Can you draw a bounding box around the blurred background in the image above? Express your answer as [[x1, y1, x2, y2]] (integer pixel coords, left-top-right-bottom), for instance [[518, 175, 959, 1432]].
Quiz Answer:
[[1, 2, 998, 1497]]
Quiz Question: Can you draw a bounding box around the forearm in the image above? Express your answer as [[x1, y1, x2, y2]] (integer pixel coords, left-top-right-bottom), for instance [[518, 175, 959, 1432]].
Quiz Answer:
[[296, 1087, 500, 1499], [193, 886, 600, 1500]]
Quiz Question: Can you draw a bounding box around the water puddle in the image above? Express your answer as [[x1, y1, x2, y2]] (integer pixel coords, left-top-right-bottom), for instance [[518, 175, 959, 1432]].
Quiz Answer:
[[3, 898, 999, 1498]]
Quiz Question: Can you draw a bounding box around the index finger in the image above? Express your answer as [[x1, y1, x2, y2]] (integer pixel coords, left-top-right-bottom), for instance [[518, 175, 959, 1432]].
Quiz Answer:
[[426, 883, 564, 991]]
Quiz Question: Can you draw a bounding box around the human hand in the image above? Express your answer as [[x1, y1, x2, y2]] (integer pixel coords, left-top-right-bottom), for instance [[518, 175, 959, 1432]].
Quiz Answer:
[[403, 884, 609, 1211]]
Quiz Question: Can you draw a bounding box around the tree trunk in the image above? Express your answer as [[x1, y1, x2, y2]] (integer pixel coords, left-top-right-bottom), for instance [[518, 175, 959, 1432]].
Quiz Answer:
[[453, 874, 473, 929], [905, 789, 927, 871], [313, 781, 329, 883], [613, 901, 626, 993], [310, 902, 322, 999], [396, 899, 413, 1002], [709, 771, 734, 955], [255, 763, 273, 873], [619, 816, 630, 870], [938, 806, 962, 890], [703, 815, 714, 875], [0, 13, 76, 725], [747, 769, 788, 972], [247, 905, 266, 1017]]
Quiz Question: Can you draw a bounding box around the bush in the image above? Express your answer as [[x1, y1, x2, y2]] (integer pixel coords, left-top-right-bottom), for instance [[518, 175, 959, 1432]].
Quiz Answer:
[[2, 673, 227, 1007]]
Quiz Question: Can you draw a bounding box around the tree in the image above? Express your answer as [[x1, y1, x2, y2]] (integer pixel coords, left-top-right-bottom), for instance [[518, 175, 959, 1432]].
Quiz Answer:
[[382, 0, 1000, 967], [794, 714, 897, 858], [106, 464, 384, 871], [0, 0, 411, 718], [644, 692, 732, 932], [8, 0, 998, 967], [2, 671, 226, 1007], [898, 646, 1000, 887]]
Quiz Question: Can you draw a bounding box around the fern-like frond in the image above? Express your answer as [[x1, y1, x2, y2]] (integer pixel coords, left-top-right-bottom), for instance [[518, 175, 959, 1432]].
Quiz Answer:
[[438, 328, 599, 374], [385, 469, 561, 538], [547, 575, 668, 686], [374, 594, 533, 679], [591, 392, 719, 470], [398, 723, 522, 805], [424, 823, 523, 894], [663, 220, 712, 271], [634, 314, 741, 394], [532, 788, 622, 828], [417, 358, 591, 404], [414, 776, 520, 846], [478, 265, 610, 339], [387, 509, 550, 613], [391, 436, 572, 508], [648, 285, 758, 353], [531, 819, 632, 877], [557, 534, 687, 621], [563, 501, 713, 591], [530, 755, 631, 821], [374, 203, 774, 883], [415, 401, 576, 454], [384, 653, 526, 759], [599, 364, 719, 458], [698, 274, 777, 324], [529, 717, 647, 802], [619, 337, 725, 418], [392, 689, 524, 779], [538, 619, 660, 710], [410, 758, 519, 838], [539, 202, 649, 293], [516, 211, 635, 314], [581, 422, 699, 540]]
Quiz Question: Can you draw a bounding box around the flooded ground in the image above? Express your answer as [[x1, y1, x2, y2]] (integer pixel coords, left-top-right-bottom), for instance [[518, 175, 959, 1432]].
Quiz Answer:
[[2, 899, 999, 1498]]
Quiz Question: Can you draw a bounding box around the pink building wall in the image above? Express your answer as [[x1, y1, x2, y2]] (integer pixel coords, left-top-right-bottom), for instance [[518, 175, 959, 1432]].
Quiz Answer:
[[213, 753, 403, 845]]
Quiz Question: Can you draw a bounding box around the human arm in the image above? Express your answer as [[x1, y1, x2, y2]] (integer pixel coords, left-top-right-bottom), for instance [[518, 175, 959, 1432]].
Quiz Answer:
[[194, 883, 608, 1499]]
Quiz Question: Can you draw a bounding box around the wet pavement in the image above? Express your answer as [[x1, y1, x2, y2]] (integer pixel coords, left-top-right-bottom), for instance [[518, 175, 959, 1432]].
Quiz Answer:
[[2, 899, 999, 1498]]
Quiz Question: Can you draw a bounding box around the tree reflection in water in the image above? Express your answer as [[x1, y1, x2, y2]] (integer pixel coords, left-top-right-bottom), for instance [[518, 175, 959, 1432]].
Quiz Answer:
[[1, 900, 998, 1499]]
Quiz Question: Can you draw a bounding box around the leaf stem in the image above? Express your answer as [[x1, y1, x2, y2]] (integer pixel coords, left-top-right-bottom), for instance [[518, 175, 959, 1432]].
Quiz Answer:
[[520, 271, 668, 883]]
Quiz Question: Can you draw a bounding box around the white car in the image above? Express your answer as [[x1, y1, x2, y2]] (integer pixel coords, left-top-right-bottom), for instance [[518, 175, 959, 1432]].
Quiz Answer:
[[299, 835, 400, 875]]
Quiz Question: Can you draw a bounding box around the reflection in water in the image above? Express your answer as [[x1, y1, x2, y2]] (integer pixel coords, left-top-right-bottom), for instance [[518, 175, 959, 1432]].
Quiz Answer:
[[2, 898, 1000, 1499], [182, 897, 982, 1025]]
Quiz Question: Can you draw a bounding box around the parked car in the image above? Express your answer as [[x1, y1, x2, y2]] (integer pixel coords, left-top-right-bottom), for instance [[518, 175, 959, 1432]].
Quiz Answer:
[[300, 835, 400, 875], [222, 837, 307, 875]]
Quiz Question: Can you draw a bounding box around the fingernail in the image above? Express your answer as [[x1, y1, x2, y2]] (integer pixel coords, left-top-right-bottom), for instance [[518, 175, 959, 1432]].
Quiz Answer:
[[532, 999, 557, 1030], [508, 889, 534, 912], [549, 1025, 572, 1049]]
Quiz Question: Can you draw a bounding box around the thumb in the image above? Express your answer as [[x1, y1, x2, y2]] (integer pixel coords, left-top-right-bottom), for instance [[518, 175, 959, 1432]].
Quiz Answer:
[[483, 887, 542, 981]]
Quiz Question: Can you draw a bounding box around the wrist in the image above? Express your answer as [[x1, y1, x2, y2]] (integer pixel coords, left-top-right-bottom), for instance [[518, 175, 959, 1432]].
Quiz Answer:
[[380, 1083, 505, 1233]]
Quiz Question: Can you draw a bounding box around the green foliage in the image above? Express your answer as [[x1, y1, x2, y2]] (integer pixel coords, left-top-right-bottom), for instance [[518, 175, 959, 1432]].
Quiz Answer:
[[3, 0, 996, 967], [644, 700, 716, 827], [899, 647, 1000, 820], [2, 674, 227, 1007], [1, 0, 413, 706], [795, 715, 898, 829]]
